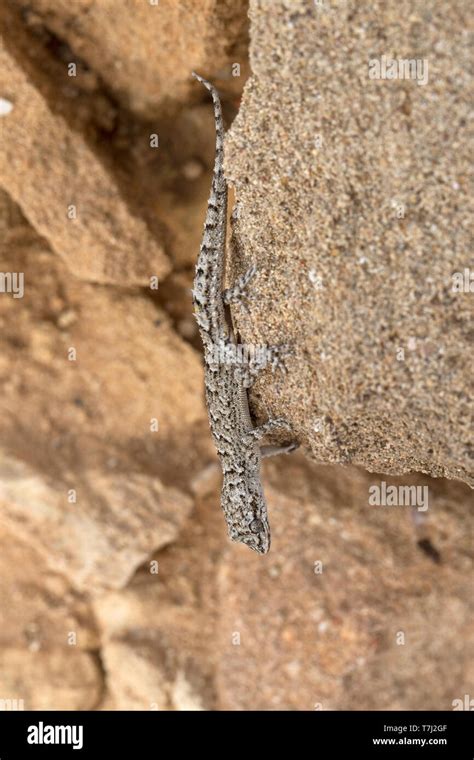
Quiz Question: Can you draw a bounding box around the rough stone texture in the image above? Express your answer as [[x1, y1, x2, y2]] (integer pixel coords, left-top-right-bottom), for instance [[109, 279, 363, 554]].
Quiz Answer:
[[91, 457, 473, 711], [0, 525, 103, 709], [0, 192, 209, 592], [99, 640, 209, 711], [0, 455, 194, 591], [0, 649, 102, 710], [0, 41, 169, 285], [215, 457, 474, 710], [226, 0, 473, 486], [0, 0, 472, 713], [93, 480, 225, 710], [18, 0, 250, 118], [0, 1, 245, 278], [0, 525, 99, 650]]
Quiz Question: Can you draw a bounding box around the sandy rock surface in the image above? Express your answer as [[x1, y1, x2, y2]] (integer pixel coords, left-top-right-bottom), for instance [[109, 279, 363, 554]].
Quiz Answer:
[[226, 0, 473, 485], [216, 459, 473, 710], [0, 192, 208, 591], [19, 0, 250, 118], [0, 42, 169, 285], [0, 0, 471, 712]]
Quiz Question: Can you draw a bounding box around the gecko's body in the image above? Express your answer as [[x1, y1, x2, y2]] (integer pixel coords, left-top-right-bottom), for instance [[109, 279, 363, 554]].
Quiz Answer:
[[192, 73, 295, 554]]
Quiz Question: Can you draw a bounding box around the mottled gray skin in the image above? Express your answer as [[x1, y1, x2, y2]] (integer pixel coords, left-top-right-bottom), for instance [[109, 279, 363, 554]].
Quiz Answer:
[[192, 73, 295, 554]]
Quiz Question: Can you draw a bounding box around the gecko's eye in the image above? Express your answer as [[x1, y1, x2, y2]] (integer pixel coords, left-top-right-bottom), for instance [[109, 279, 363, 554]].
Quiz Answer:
[[249, 518, 264, 534]]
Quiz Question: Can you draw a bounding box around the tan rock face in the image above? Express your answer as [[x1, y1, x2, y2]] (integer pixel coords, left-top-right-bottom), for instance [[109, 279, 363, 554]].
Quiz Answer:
[[99, 640, 211, 711], [0, 0, 471, 713], [0, 193, 209, 592], [18, 0, 250, 117], [0, 649, 102, 710], [0, 42, 169, 286], [92, 484, 226, 711], [226, 0, 473, 486], [0, 526, 99, 650], [0, 456, 194, 591], [0, 525, 103, 709], [215, 457, 473, 710]]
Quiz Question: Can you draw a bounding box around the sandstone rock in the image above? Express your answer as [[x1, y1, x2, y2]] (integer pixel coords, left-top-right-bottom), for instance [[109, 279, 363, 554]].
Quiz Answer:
[[0, 526, 99, 650], [93, 485, 226, 710], [226, 0, 473, 485], [0, 42, 169, 285], [0, 0, 471, 715], [100, 640, 210, 711], [0, 649, 102, 709], [215, 455, 474, 710], [0, 455, 194, 592], [0, 523, 103, 710], [18, 0, 250, 117], [0, 193, 209, 592]]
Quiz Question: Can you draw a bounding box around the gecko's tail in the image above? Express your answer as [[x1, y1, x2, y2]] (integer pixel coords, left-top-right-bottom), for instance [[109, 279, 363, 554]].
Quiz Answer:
[[191, 71, 209, 86], [191, 71, 226, 184], [192, 72, 222, 104]]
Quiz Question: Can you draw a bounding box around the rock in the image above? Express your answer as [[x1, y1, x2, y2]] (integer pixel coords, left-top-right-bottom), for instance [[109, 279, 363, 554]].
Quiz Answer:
[[0, 192, 209, 592], [92, 484, 226, 710], [100, 640, 209, 711], [0, 0, 471, 715], [215, 455, 474, 710], [0, 649, 102, 709], [0, 523, 103, 709], [18, 0, 250, 117], [0, 526, 99, 650], [226, 0, 473, 485], [0, 42, 169, 285], [0, 96, 13, 115], [0, 455, 194, 591]]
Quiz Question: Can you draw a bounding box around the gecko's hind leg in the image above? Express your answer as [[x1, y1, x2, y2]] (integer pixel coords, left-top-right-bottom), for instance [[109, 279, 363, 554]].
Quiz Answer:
[[260, 441, 299, 458], [243, 418, 292, 446], [266, 343, 291, 373], [223, 264, 258, 309], [234, 343, 291, 388]]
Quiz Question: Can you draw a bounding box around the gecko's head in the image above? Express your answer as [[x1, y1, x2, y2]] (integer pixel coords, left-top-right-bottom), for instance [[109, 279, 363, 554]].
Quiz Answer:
[[223, 478, 271, 555]]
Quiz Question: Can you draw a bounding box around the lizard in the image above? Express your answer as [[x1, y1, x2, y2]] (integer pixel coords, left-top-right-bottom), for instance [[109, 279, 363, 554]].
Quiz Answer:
[[192, 72, 297, 554]]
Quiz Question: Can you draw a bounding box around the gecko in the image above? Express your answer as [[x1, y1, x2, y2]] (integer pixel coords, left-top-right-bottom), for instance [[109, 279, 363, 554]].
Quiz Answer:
[[192, 73, 297, 554]]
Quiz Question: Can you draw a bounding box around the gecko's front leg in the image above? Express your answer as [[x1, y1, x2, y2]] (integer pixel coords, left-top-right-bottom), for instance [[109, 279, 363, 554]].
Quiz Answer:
[[223, 264, 258, 309], [224, 267, 291, 386], [233, 344, 291, 388]]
